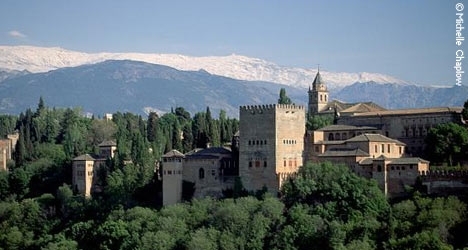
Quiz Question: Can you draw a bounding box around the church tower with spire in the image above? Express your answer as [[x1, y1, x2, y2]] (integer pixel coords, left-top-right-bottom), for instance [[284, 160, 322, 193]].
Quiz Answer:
[[308, 68, 329, 116]]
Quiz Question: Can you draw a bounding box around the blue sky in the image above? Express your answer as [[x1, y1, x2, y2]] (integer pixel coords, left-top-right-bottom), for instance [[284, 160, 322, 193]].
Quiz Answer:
[[1, 0, 465, 85]]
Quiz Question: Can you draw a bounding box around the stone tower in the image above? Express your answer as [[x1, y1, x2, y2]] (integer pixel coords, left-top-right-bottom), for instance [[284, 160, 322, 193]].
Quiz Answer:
[[161, 149, 185, 206], [239, 104, 305, 194], [308, 69, 329, 115], [72, 154, 97, 197]]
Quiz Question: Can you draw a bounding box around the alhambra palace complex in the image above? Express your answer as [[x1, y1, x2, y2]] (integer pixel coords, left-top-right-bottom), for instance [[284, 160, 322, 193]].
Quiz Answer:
[[1, 71, 465, 205]]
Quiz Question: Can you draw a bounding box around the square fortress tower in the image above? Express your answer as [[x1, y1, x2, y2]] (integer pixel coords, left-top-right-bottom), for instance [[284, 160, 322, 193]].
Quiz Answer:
[[239, 104, 305, 194]]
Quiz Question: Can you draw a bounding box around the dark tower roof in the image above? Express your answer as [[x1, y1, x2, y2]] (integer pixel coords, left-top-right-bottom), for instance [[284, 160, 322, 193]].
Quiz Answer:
[[312, 70, 325, 91]]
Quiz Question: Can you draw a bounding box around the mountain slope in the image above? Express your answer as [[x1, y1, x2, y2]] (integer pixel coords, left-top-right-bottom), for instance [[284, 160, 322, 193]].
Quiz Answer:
[[0, 45, 407, 90], [0, 60, 307, 117], [334, 82, 468, 109]]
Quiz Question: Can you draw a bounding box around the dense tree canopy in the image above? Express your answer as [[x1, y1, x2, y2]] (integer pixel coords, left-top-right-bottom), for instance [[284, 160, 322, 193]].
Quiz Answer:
[[306, 114, 334, 130], [425, 122, 468, 166], [0, 98, 467, 249], [462, 99, 468, 121]]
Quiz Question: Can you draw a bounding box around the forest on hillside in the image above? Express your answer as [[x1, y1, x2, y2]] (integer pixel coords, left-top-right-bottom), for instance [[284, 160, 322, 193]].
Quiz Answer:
[[0, 98, 468, 249]]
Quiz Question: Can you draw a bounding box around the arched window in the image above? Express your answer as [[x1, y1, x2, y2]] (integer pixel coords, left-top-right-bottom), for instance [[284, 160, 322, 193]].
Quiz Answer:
[[199, 168, 205, 179], [377, 165, 382, 172], [335, 133, 341, 140], [341, 133, 347, 140], [328, 133, 334, 141]]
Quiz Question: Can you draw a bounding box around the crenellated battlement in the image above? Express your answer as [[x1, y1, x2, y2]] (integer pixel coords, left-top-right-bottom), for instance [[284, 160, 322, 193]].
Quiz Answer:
[[239, 104, 305, 114], [419, 170, 468, 181]]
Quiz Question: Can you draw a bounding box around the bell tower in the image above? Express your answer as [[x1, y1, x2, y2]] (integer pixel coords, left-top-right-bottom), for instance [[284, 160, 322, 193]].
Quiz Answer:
[[308, 68, 329, 116]]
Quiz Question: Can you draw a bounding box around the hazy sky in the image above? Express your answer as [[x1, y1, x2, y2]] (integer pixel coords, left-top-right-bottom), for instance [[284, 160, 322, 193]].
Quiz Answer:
[[1, 0, 465, 85]]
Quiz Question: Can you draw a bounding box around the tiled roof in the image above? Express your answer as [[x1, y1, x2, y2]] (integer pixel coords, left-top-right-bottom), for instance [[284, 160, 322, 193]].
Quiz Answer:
[[98, 140, 117, 147], [185, 147, 232, 159], [319, 148, 370, 157], [359, 158, 374, 165], [162, 149, 185, 158], [359, 157, 429, 165], [345, 134, 405, 145], [318, 124, 377, 131], [319, 100, 386, 115], [316, 140, 346, 145], [350, 107, 463, 117], [193, 147, 231, 155], [340, 102, 386, 114], [73, 154, 96, 161], [388, 157, 429, 165]]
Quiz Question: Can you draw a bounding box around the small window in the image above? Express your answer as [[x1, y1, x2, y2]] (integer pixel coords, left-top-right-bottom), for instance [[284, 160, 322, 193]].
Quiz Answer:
[[264, 161, 267, 168], [211, 170, 216, 176], [335, 133, 341, 140], [199, 168, 205, 179], [249, 161, 252, 168]]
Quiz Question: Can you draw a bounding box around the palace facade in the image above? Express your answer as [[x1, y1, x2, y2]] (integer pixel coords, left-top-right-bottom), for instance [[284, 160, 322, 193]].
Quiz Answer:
[[72, 70, 464, 203]]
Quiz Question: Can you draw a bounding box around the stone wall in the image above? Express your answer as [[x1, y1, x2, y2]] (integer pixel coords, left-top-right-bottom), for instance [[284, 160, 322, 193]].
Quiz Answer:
[[337, 108, 463, 156], [239, 104, 305, 194], [162, 157, 184, 206]]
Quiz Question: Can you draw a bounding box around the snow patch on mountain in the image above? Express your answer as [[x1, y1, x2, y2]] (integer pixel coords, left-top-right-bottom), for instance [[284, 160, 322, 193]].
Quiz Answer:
[[0, 45, 407, 89]]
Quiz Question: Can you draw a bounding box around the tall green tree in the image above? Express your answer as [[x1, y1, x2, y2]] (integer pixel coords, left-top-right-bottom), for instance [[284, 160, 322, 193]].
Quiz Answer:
[[0, 115, 17, 138], [182, 122, 193, 153], [171, 119, 183, 151], [462, 99, 468, 121], [146, 112, 159, 143], [278, 88, 292, 104], [425, 123, 468, 166]]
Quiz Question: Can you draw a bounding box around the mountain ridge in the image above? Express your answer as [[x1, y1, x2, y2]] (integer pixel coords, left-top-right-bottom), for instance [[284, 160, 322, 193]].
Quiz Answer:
[[0, 45, 408, 90], [0, 60, 308, 117], [0, 59, 466, 119]]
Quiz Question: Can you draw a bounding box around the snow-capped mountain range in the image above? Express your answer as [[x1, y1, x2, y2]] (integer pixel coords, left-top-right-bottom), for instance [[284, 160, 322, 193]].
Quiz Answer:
[[0, 45, 407, 89]]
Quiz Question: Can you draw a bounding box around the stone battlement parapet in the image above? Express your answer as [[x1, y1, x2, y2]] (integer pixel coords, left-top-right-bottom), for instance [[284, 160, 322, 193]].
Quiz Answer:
[[419, 170, 468, 181], [240, 104, 305, 114]]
